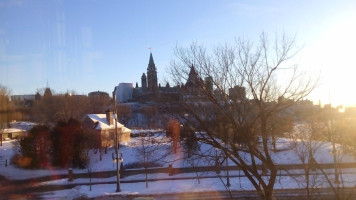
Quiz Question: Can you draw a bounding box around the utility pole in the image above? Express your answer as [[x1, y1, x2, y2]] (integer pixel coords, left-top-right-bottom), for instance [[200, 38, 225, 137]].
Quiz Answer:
[[113, 88, 121, 192]]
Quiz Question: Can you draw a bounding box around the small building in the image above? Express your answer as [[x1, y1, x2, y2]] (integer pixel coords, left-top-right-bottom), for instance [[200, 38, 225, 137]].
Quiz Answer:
[[83, 110, 131, 148], [1, 128, 26, 140], [0, 121, 38, 142], [10, 121, 37, 132]]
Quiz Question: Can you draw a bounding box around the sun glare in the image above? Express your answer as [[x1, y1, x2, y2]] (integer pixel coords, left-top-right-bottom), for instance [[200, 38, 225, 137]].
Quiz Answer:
[[302, 15, 356, 107]]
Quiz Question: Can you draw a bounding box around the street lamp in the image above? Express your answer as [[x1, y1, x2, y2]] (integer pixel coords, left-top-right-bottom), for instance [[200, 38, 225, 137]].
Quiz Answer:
[[222, 142, 230, 187], [113, 88, 121, 192], [226, 152, 231, 187], [215, 147, 220, 174]]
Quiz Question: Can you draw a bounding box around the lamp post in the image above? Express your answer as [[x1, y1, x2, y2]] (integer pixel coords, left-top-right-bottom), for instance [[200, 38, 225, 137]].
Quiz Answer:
[[113, 88, 121, 192], [226, 152, 231, 187], [222, 142, 230, 187], [215, 147, 220, 174]]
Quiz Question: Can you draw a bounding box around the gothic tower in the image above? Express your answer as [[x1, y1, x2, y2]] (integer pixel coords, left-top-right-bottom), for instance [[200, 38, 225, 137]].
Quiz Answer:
[[147, 53, 158, 92], [141, 73, 147, 92]]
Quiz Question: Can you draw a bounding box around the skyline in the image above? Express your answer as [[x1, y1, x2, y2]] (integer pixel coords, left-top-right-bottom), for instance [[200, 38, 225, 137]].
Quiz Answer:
[[1, 0, 356, 106]]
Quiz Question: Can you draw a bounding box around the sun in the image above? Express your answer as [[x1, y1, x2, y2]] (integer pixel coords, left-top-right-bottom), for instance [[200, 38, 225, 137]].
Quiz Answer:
[[302, 15, 356, 107]]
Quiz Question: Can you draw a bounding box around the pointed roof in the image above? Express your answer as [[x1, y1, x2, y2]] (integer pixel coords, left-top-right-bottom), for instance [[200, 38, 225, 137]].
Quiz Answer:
[[44, 87, 52, 97], [188, 64, 198, 78], [147, 52, 156, 71], [186, 65, 203, 88]]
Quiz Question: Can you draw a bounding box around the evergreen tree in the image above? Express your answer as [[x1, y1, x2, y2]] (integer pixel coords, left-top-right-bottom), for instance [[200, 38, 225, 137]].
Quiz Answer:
[[51, 118, 93, 168], [19, 125, 51, 169]]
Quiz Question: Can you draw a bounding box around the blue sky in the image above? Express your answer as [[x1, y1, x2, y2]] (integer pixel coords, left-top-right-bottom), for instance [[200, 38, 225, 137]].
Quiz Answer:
[[1, 0, 356, 106]]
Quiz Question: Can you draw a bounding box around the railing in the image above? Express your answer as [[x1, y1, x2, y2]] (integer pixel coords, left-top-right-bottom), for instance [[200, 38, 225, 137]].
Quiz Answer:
[[72, 162, 356, 179], [9, 162, 356, 184], [0, 159, 7, 167]]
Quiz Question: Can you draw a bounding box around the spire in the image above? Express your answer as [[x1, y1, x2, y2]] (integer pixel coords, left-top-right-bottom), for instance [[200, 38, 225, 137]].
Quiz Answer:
[[141, 73, 147, 89], [189, 64, 197, 77], [147, 52, 156, 71], [186, 64, 203, 88]]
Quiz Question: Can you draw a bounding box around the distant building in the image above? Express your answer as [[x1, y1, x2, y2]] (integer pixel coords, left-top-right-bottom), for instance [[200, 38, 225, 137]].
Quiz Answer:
[[1, 128, 26, 140], [229, 86, 246, 101], [2, 121, 36, 139], [345, 106, 356, 116], [11, 94, 35, 107], [113, 54, 214, 103], [146, 53, 158, 92], [83, 110, 131, 148], [88, 91, 109, 98], [43, 87, 52, 98], [131, 53, 180, 103], [115, 83, 133, 103], [185, 65, 204, 88]]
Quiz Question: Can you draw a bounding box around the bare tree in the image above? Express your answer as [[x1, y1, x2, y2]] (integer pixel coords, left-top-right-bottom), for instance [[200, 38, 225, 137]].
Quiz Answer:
[[116, 104, 133, 125], [169, 33, 317, 200], [141, 105, 159, 128], [134, 132, 171, 188], [0, 85, 12, 146], [31, 90, 90, 125], [55, 92, 90, 122], [289, 120, 324, 200], [316, 107, 356, 200], [88, 93, 111, 114]]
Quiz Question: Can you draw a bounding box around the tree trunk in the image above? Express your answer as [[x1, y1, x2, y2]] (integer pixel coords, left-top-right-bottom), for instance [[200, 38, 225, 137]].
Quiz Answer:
[[306, 166, 310, 200], [263, 187, 274, 200]]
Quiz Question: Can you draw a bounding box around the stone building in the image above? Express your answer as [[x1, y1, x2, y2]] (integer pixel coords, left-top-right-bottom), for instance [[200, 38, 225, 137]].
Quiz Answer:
[[83, 110, 131, 148], [131, 53, 180, 103]]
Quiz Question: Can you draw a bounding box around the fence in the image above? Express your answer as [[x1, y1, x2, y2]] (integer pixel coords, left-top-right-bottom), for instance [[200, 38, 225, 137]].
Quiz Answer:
[[71, 162, 356, 179], [0, 159, 8, 167]]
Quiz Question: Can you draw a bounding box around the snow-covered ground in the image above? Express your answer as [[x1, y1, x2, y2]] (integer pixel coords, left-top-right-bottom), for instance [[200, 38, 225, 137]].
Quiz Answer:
[[1, 134, 355, 180], [39, 171, 356, 199], [1, 132, 356, 199]]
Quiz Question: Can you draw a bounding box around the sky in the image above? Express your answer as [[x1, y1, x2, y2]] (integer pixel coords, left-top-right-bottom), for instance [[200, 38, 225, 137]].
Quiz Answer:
[[0, 0, 356, 106]]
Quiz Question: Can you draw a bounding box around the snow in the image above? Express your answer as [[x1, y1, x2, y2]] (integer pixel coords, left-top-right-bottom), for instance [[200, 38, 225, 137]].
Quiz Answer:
[[1, 128, 25, 134], [1, 135, 355, 180], [87, 114, 131, 133], [9, 121, 37, 131], [37, 172, 356, 199], [1, 132, 356, 199]]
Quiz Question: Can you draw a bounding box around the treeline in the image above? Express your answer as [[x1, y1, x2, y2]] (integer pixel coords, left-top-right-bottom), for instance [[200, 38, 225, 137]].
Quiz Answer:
[[30, 91, 111, 126], [14, 118, 97, 169], [2, 88, 112, 126]]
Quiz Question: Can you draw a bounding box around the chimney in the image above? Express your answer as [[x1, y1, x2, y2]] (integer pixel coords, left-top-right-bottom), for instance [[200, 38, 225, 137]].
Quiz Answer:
[[105, 109, 113, 125]]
